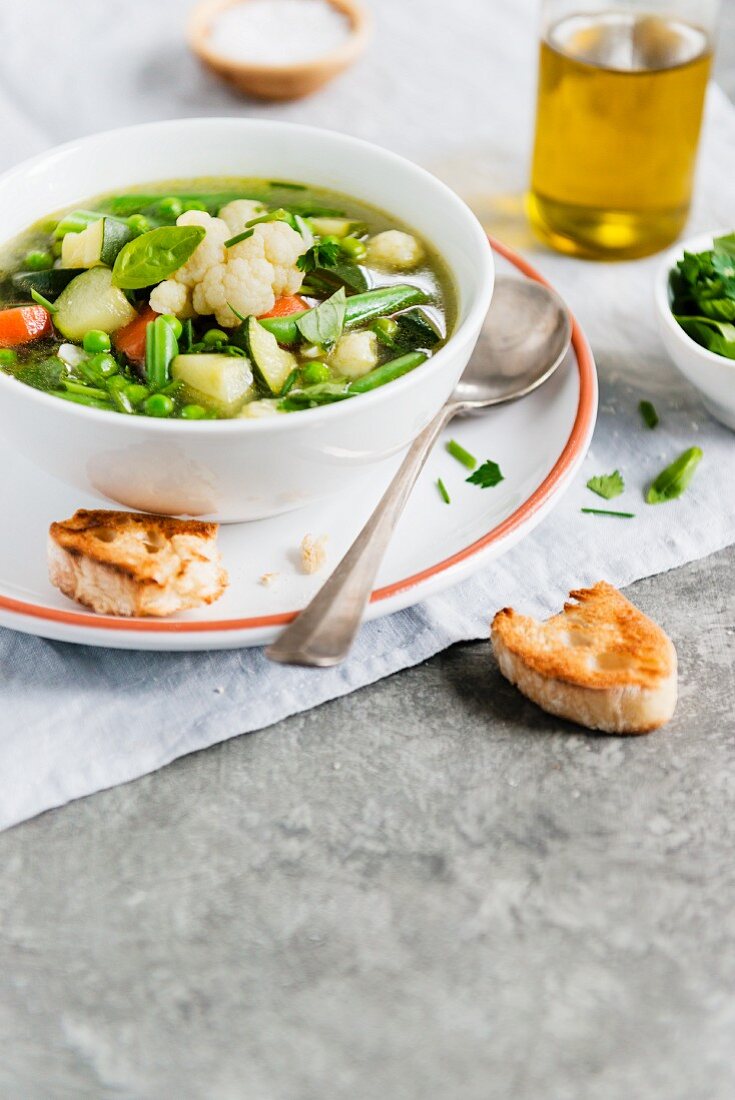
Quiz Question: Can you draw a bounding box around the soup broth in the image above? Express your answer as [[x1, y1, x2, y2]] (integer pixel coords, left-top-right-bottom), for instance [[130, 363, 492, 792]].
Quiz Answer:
[[0, 179, 455, 420]]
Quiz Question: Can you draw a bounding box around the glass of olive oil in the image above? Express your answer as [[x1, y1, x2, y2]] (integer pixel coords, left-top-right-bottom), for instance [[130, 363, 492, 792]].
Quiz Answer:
[[528, 0, 720, 259]]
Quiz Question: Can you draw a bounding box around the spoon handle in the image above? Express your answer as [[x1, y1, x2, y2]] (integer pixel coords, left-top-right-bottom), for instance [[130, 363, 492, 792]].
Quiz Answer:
[[266, 403, 457, 668]]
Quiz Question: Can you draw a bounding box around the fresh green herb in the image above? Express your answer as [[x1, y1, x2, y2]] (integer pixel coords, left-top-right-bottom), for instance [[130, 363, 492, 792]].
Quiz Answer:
[[446, 439, 477, 470], [224, 228, 255, 248], [586, 470, 624, 500], [581, 508, 635, 518], [466, 460, 504, 489], [269, 181, 307, 191], [639, 400, 659, 429], [347, 352, 427, 394], [145, 315, 179, 389], [279, 369, 299, 396], [297, 239, 342, 275], [646, 446, 703, 504], [671, 232, 735, 355], [296, 287, 347, 349], [112, 226, 206, 290], [437, 478, 451, 505], [30, 287, 58, 313]]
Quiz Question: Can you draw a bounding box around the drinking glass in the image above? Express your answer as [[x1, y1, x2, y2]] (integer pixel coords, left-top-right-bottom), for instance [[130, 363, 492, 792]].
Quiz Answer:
[[528, 0, 720, 259]]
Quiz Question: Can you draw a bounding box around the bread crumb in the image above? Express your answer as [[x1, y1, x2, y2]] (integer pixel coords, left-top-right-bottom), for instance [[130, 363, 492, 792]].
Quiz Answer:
[[259, 572, 280, 587], [300, 534, 328, 575]]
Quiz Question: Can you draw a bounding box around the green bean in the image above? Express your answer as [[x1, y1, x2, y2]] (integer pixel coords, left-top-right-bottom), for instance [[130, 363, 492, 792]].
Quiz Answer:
[[145, 315, 179, 389], [56, 391, 113, 410], [62, 380, 109, 400], [110, 387, 134, 414], [347, 352, 427, 394], [260, 285, 430, 346]]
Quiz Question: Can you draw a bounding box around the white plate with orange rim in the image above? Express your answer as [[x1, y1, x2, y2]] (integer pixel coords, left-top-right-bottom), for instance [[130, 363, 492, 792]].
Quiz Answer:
[[0, 239, 597, 651]]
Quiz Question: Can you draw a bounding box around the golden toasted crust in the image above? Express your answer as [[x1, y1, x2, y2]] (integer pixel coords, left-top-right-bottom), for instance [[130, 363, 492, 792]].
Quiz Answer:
[[492, 581, 675, 690], [490, 582, 678, 734], [48, 509, 228, 617]]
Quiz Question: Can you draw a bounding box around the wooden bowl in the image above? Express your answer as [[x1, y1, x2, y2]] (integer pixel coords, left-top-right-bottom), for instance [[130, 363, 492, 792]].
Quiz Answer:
[[188, 0, 372, 102]]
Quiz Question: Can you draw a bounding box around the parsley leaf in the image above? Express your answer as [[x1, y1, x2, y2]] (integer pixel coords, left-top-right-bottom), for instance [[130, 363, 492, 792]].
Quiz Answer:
[[466, 460, 504, 489], [586, 470, 625, 500], [297, 240, 342, 275]]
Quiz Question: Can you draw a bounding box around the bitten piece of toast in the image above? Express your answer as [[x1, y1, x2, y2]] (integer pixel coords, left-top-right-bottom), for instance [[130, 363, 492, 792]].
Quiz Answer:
[[48, 509, 228, 617], [491, 581, 677, 734]]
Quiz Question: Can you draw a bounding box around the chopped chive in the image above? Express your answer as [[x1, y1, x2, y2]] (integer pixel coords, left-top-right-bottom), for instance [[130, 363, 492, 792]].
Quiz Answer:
[[279, 369, 298, 396], [581, 508, 635, 518], [639, 400, 659, 429], [269, 181, 307, 190], [30, 287, 58, 313], [228, 301, 248, 323], [437, 478, 451, 504], [225, 228, 255, 248], [446, 439, 477, 470]]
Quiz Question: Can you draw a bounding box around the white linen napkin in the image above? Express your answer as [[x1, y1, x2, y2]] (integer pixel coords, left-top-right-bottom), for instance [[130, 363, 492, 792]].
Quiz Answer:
[[1, 0, 734, 829]]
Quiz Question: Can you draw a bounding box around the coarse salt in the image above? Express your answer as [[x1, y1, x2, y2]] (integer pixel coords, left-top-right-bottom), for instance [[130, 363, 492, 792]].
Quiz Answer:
[[208, 0, 351, 66]]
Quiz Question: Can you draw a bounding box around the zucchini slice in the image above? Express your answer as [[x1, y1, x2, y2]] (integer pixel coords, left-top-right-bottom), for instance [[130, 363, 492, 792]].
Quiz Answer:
[[171, 354, 254, 416], [245, 316, 297, 394], [11, 268, 86, 300], [60, 217, 134, 270], [309, 217, 362, 238], [54, 268, 138, 341]]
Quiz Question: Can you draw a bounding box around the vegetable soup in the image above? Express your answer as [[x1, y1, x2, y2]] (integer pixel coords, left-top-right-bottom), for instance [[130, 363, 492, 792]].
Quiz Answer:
[[0, 180, 455, 420]]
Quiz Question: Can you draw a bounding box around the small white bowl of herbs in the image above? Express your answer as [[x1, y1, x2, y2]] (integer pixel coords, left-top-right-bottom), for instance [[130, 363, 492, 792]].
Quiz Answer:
[[656, 229, 735, 430]]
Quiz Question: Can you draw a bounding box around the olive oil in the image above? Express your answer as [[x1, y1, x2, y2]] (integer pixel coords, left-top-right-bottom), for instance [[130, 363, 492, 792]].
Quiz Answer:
[[528, 12, 712, 259]]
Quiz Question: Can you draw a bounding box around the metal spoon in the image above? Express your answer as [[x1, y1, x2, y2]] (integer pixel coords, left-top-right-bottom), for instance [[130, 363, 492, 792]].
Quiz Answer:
[[267, 276, 572, 668]]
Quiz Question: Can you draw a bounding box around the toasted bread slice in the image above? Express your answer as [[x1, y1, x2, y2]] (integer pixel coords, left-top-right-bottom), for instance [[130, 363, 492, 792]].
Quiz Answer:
[[48, 509, 228, 617], [491, 581, 677, 734]]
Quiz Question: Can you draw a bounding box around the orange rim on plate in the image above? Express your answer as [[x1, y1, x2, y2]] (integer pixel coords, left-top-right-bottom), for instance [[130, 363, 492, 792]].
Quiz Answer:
[[0, 237, 596, 635]]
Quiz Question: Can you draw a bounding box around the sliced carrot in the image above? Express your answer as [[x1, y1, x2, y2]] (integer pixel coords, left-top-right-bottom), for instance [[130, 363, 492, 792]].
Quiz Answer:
[[114, 305, 158, 363], [0, 306, 52, 348], [259, 295, 308, 319]]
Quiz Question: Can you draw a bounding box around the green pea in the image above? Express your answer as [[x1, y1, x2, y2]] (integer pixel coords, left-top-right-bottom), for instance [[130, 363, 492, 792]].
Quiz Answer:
[[203, 328, 229, 348], [25, 249, 54, 272], [160, 314, 183, 340], [182, 199, 207, 213], [181, 403, 208, 420], [88, 352, 118, 378], [301, 361, 331, 384], [156, 197, 183, 220], [127, 214, 150, 236], [124, 383, 150, 407], [143, 393, 174, 418], [339, 236, 367, 261], [0, 348, 18, 366], [83, 329, 112, 354]]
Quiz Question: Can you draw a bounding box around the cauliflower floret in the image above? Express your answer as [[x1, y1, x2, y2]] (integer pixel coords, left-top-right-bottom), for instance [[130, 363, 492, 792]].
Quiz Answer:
[[172, 211, 230, 287], [218, 199, 266, 235], [365, 230, 425, 272], [149, 279, 194, 319], [193, 256, 277, 328], [195, 223, 308, 328], [329, 331, 379, 379]]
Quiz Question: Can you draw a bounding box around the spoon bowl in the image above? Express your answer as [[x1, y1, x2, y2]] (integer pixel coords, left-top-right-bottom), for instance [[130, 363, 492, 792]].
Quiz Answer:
[[453, 277, 573, 408]]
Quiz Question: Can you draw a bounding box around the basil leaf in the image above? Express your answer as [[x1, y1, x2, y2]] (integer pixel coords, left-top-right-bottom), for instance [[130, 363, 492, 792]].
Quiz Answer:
[[646, 447, 703, 504], [296, 288, 346, 348], [112, 226, 205, 290]]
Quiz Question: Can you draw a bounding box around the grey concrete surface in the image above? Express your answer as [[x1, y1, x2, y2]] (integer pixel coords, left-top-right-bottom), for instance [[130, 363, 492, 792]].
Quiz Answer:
[[1, 26, 735, 1100], [1, 547, 735, 1100]]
